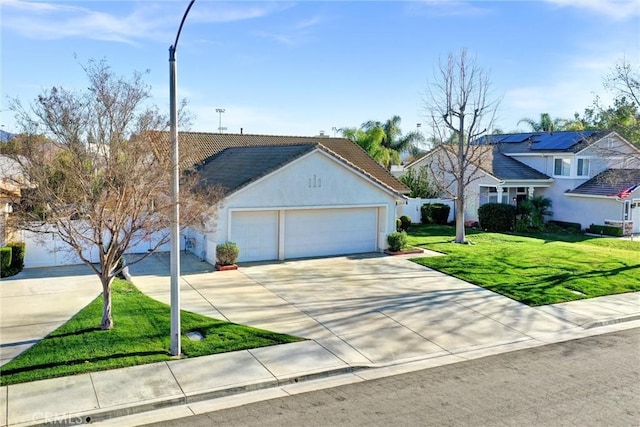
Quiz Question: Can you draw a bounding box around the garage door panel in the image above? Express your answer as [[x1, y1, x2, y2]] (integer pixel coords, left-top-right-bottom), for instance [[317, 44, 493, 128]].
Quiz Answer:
[[284, 208, 377, 259], [230, 211, 278, 262]]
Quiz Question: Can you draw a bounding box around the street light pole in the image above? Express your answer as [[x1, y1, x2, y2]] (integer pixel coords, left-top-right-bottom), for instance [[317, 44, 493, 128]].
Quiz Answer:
[[169, 0, 196, 357]]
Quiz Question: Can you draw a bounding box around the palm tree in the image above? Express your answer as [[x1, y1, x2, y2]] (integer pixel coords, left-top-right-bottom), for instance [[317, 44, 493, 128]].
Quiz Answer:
[[341, 127, 400, 169], [362, 115, 425, 153], [518, 113, 568, 132], [521, 196, 553, 231]]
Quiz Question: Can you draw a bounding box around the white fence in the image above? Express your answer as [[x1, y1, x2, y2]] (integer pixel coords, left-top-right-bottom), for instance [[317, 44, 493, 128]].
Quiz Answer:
[[17, 222, 175, 268], [400, 198, 455, 224]]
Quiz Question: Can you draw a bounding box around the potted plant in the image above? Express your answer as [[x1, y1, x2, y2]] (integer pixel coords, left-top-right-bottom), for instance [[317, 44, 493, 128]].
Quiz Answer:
[[215, 242, 240, 271]]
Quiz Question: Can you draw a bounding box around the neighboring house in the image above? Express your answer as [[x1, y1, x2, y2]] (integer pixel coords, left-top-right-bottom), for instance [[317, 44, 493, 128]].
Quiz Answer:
[[0, 155, 27, 245], [405, 131, 640, 234], [158, 132, 410, 263]]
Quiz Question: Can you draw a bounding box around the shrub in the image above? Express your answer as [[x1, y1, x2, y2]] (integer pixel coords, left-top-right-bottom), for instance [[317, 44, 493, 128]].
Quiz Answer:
[[387, 232, 407, 252], [520, 196, 553, 231], [396, 218, 402, 231], [547, 220, 582, 232], [0, 247, 11, 276], [216, 242, 240, 265], [421, 203, 450, 225], [399, 215, 411, 231], [586, 224, 623, 237], [1, 242, 25, 278], [431, 204, 450, 225], [478, 203, 516, 232], [420, 204, 431, 224]]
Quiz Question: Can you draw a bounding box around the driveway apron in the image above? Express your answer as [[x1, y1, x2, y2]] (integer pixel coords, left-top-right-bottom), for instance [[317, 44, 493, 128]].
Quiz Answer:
[[0, 265, 101, 366], [129, 252, 575, 366]]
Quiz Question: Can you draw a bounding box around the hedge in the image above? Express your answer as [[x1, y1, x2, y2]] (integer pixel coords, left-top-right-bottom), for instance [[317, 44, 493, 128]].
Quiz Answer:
[[547, 220, 582, 232], [586, 224, 623, 237], [421, 203, 450, 225], [0, 242, 25, 278], [0, 247, 11, 275], [478, 203, 516, 232]]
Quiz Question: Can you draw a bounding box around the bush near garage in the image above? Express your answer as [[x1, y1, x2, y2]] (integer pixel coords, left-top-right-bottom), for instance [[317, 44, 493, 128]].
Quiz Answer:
[[478, 203, 516, 232], [399, 215, 412, 232], [387, 231, 408, 252], [216, 242, 240, 265]]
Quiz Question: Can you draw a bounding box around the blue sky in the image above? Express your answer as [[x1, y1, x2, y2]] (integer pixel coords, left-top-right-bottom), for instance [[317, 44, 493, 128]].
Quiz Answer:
[[1, 0, 639, 140]]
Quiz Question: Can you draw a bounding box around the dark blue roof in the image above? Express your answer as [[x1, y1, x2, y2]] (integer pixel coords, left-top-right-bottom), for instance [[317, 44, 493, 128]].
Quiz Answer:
[[198, 144, 317, 195], [566, 169, 640, 197]]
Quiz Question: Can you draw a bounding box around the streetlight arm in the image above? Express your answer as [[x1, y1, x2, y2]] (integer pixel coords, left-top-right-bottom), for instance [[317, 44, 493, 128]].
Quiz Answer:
[[170, 0, 196, 60]]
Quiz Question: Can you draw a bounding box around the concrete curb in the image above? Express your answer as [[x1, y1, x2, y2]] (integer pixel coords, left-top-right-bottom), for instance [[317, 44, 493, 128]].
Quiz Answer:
[[13, 316, 640, 427], [581, 313, 640, 329], [19, 366, 358, 427]]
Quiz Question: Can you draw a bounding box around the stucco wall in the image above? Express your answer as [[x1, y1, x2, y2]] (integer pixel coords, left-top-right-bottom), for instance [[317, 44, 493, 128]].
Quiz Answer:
[[558, 196, 627, 230], [206, 149, 400, 262]]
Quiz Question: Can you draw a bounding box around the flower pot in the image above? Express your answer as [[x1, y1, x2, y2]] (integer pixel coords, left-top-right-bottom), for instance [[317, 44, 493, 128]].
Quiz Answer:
[[215, 263, 238, 271]]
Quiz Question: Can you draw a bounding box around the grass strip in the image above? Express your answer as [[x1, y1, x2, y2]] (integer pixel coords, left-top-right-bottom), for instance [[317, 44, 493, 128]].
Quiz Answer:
[[0, 279, 302, 386]]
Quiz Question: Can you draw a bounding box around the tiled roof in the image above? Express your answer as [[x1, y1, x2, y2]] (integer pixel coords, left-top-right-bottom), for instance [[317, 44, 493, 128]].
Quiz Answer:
[[475, 146, 551, 181], [198, 144, 316, 195], [566, 169, 640, 197], [411, 145, 550, 182], [149, 131, 409, 194]]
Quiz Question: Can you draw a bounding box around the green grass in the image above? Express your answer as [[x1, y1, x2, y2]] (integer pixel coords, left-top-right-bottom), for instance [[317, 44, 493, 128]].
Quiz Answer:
[[406, 224, 640, 306], [0, 280, 302, 386]]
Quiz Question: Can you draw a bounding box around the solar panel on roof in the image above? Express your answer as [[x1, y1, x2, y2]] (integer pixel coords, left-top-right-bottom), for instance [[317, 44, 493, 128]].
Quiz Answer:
[[500, 133, 532, 143], [530, 131, 597, 150]]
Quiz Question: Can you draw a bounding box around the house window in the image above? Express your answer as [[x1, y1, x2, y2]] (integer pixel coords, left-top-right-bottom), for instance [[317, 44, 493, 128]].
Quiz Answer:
[[554, 158, 570, 176], [577, 158, 590, 177]]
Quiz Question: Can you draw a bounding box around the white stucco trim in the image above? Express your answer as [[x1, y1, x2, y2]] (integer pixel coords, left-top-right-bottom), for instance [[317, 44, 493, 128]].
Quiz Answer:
[[225, 147, 406, 202], [575, 131, 640, 156], [564, 193, 615, 199]]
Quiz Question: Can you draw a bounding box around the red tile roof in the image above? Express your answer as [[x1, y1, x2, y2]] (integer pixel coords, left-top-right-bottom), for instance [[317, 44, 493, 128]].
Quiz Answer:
[[149, 131, 409, 195]]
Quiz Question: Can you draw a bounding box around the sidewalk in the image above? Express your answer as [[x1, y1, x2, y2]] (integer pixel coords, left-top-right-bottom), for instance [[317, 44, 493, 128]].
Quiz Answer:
[[1, 253, 638, 426]]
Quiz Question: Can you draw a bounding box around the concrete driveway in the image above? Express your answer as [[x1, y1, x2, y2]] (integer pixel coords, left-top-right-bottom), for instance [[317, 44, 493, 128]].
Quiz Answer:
[[129, 252, 577, 365], [0, 265, 101, 366]]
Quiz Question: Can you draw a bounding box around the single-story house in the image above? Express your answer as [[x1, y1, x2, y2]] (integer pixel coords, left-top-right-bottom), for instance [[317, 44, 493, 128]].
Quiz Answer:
[[404, 130, 640, 234], [170, 132, 410, 263]]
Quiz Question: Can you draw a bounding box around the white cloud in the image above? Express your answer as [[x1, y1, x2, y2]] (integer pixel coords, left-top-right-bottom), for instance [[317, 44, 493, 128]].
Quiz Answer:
[[407, 0, 492, 17], [0, 1, 289, 44], [543, 0, 640, 20]]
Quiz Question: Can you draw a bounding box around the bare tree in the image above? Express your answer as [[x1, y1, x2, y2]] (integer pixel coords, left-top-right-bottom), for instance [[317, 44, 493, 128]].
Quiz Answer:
[[424, 49, 499, 243], [6, 60, 220, 330]]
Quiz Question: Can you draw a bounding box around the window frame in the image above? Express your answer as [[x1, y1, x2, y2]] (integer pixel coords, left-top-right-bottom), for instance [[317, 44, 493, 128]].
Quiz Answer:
[[553, 157, 571, 177]]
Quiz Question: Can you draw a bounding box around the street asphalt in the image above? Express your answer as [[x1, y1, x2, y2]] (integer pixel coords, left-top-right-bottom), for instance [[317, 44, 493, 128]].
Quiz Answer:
[[0, 250, 638, 426]]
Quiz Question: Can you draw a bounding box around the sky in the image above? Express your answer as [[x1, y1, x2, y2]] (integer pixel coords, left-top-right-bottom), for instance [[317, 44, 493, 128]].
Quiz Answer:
[[1, 0, 639, 142]]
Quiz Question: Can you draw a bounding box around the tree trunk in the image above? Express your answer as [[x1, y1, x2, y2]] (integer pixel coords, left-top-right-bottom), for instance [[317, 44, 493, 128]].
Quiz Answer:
[[101, 277, 114, 330], [455, 197, 466, 243]]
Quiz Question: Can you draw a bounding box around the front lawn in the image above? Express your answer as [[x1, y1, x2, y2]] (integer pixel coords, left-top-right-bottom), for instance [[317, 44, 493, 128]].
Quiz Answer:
[[0, 280, 302, 386], [406, 224, 640, 306]]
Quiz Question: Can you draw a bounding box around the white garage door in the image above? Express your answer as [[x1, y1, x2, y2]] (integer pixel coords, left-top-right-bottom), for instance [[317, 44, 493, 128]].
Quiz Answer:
[[284, 208, 377, 259], [230, 211, 278, 262]]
